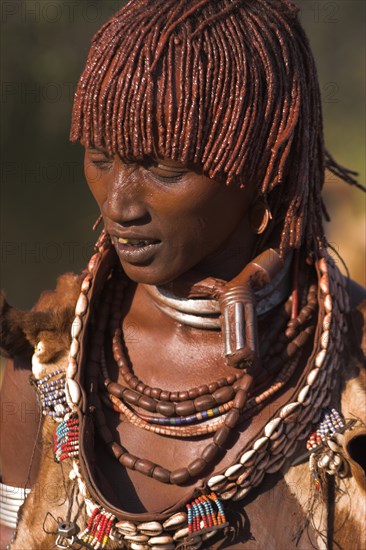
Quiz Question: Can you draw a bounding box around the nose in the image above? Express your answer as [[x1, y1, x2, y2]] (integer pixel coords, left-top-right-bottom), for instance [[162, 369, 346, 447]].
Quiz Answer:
[[102, 162, 148, 225]]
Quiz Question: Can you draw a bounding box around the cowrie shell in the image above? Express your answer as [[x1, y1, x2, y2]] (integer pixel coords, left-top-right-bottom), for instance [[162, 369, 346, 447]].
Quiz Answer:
[[323, 313, 332, 330], [70, 338, 79, 359], [307, 368, 319, 386], [163, 512, 187, 530], [324, 294, 332, 313], [298, 385, 310, 404], [116, 521, 137, 535], [67, 359, 77, 379], [264, 418, 282, 438], [253, 436, 269, 451], [138, 521, 163, 536], [81, 276, 91, 293], [75, 293, 88, 316], [71, 316, 83, 338], [279, 402, 300, 419], [321, 330, 330, 350], [148, 535, 174, 545], [319, 274, 329, 294], [315, 349, 326, 368], [66, 378, 81, 405], [225, 463, 243, 477], [239, 449, 256, 465], [207, 474, 226, 488], [173, 527, 189, 540], [318, 257, 328, 274]]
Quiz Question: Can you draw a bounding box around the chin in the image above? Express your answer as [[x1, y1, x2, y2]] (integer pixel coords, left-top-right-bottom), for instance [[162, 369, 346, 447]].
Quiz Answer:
[[118, 260, 180, 287]]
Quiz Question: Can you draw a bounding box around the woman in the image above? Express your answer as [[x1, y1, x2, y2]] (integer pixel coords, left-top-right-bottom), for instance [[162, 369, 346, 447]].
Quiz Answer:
[[1, 0, 365, 548]]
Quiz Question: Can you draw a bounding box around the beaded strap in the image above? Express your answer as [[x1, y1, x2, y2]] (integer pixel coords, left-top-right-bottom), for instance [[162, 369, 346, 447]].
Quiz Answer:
[[53, 414, 80, 462]]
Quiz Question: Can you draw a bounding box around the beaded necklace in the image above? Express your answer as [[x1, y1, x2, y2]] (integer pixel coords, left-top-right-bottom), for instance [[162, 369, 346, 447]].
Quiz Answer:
[[32, 236, 348, 549]]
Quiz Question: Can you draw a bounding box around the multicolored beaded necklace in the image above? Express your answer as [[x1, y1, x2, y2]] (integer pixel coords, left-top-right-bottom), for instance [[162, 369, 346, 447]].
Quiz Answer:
[[31, 234, 349, 549]]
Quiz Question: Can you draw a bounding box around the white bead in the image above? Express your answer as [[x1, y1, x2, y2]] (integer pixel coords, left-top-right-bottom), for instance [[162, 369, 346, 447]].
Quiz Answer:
[[321, 330, 330, 350], [324, 294, 332, 313], [148, 535, 174, 545], [279, 402, 300, 419], [253, 436, 269, 451], [315, 349, 327, 368], [323, 313, 332, 331], [173, 527, 189, 541], [318, 257, 328, 274], [297, 385, 310, 403], [307, 368, 319, 386], [66, 378, 81, 405], [224, 463, 242, 477], [71, 316, 83, 338], [67, 361, 77, 379], [239, 449, 256, 465], [81, 276, 92, 293], [115, 521, 137, 535], [75, 293, 88, 317], [84, 498, 95, 517], [78, 478, 87, 497], [207, 474, 226, 488], [137, 521, 163, 535], [163, 513, 187, 530], [264, 417, 282, 438], [70, 338, 79, 359], [319, 274, 329, 294]]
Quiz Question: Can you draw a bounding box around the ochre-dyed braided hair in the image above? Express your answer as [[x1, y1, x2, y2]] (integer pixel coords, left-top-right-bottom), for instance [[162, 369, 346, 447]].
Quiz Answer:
[[70, 0, 361, 256]]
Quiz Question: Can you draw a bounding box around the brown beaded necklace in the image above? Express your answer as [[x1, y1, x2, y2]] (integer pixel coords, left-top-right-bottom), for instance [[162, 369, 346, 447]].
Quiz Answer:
[[84, 253, 317, 487]]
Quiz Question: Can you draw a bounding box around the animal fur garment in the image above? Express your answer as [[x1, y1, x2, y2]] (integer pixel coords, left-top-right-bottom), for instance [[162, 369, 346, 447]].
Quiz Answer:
[[0, 273, 82, 363]]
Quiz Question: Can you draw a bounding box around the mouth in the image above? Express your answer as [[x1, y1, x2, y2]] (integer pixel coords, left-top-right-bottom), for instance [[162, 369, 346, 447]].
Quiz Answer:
[[116, 237, 160, 247], [111, 235, 162, 264]]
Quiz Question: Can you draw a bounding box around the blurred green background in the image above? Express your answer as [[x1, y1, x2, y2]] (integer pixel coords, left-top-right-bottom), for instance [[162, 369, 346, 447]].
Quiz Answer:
[[1, 0, 365, 310]]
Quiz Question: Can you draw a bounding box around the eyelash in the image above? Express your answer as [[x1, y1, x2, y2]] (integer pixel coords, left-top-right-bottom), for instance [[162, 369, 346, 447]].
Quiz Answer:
[[148, 171, 184, 183], [89, 157, 185, 182], [91, 159, 113, 170]]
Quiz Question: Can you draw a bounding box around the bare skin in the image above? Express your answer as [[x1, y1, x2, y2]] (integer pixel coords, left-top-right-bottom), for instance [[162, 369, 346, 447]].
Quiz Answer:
[[83, 148, 302, 514], [0, 358, 41, 548]]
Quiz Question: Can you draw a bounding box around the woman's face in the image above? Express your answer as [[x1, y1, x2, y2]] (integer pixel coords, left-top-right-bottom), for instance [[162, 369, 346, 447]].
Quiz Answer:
[[84, 148, 256, 285]]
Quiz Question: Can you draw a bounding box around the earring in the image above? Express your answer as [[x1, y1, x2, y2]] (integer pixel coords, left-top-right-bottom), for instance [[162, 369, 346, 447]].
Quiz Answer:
[[92, 214, 103, 231], [249, 199, 272, 234]]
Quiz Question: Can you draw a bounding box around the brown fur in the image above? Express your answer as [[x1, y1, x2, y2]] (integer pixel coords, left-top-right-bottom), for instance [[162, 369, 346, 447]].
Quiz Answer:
[[0, 273, 82, 363]]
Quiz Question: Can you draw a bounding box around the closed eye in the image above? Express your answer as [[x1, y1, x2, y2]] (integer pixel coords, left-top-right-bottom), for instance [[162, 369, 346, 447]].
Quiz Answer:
[[145, 162, 188, 183], [85, 147, 113, 170]]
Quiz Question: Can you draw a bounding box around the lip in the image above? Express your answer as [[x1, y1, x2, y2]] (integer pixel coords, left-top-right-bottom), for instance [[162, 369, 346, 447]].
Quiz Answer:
[[111, 234, 162, 264]]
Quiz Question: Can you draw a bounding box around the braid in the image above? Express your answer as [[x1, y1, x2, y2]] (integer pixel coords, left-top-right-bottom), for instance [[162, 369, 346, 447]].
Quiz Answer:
[[70, 0, 363, 258]]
